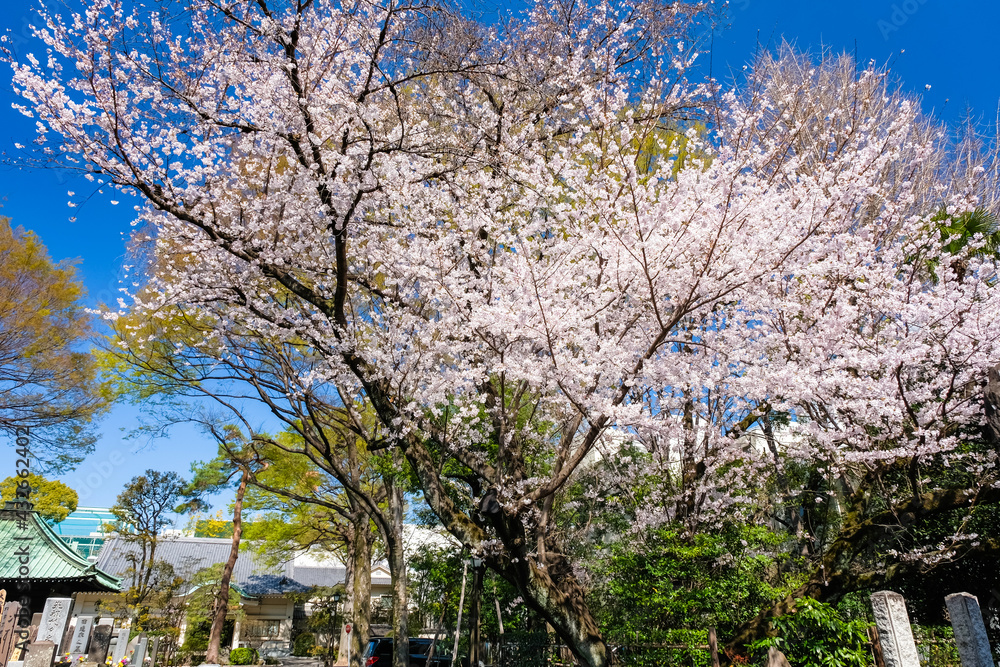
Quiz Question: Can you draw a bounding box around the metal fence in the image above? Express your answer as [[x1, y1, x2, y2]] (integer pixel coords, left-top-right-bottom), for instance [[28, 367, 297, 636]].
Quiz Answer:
[[495, 632, 713, 667], [490, 624, 971, 667], [911, 625, 961, 667]]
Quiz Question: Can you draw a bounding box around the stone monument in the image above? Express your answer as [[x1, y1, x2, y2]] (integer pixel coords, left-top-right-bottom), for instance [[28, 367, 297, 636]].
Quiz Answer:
[[871, 591, 921, 667], [945, 592, 996, 667], [110, 629, 129, 667], [131, 635, 148, 667], [22, 642, 54, 667], [35, 599, 72, 648], [68, 616, 94, 655], [87, 624, 113, 665]]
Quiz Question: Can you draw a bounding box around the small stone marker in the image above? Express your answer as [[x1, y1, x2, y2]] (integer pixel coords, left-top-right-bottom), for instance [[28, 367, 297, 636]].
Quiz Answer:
[[945, 593, 996, 667], [148, 636, 159, 667], [36, 599, 72, 648], [0, 601, 23, 666], [871, 591, 921, 667], [87, 625, 113, 664], [68, 616, 94, 655], [767, 647, 792, 667], [22, 642, 55, 667], [131, 635, 148, 666], [110, 629, 129, 667]]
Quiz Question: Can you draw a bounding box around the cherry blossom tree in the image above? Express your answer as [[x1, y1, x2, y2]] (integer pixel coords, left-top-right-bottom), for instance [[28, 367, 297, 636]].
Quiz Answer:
[[7, 0, 1000, 664]]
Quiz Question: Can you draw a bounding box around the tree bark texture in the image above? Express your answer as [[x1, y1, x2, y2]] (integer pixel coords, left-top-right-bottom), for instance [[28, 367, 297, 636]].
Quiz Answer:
[[206, 468, 247, 664]]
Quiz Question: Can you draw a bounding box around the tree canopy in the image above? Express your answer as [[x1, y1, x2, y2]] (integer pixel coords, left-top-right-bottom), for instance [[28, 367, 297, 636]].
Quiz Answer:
[[0, 217, 107, 471], [0, 473, 78, 523], [8, 1, 1000, 664]]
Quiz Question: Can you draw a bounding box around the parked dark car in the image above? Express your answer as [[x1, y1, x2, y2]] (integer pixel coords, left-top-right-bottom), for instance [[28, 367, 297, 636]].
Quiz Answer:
[[363, 637, 454, 667]]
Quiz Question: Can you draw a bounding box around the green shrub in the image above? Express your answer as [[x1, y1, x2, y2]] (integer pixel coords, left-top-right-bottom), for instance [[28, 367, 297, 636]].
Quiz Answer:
[[749, 597, 871, 667], [229, 647, 257, 665], [292, 633, 316, 657]]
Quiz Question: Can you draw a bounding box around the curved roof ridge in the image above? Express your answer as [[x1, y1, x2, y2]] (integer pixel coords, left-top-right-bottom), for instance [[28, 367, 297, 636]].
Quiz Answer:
[[0, 505, 120, 591]]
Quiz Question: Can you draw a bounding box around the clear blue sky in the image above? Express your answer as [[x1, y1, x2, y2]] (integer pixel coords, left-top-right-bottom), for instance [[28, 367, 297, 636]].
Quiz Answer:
[[1, 0, 998, 508]]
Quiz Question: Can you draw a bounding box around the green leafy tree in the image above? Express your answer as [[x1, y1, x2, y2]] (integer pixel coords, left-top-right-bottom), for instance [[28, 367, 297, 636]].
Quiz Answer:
[[748, 598, 871, 667], [0, 473, 78, 522], [589, 524, 799, 643], [107, 469, 187, 628], [0, 217, 108, 471]]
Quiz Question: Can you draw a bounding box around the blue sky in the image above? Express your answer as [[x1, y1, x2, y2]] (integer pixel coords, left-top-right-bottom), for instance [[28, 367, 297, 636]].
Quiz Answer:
[[1, 0, 998, 509]]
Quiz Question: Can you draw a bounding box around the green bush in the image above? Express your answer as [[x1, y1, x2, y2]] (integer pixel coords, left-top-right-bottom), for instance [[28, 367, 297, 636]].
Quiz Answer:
[[292, 633, 316, 657], [749, 598, 871, 667], [229, 647, 257, 665]]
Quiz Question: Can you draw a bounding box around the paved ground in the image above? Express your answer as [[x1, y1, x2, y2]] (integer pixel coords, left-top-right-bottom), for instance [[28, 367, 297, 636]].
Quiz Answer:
[[278, 658, 325, 667]]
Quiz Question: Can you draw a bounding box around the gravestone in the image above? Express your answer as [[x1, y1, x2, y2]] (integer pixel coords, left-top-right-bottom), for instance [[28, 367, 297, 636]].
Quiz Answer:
[[9, 618, 39, 663], [945, 593, 996, 667], [87, 625, 112, 665], [147, 637, 159, 667], [110, 630, 129, 667], [871, 591, 921, 667], [0, 602, 23, 666], [35, 600, 71, 648], [22, 642, 54, 667], [131, 635, 148, 667], [68, 617, 94, 656]]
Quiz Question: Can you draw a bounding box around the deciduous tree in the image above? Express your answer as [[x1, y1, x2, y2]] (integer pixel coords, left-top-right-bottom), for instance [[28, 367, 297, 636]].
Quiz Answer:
[[0, 218, 107, 470], [9, 3, 1000, 666], [0, 473, 78, 522]]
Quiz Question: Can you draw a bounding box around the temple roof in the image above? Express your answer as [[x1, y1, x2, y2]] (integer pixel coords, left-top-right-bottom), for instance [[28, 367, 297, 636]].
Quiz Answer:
[[0, 501, 121, 592], [96, 536, 360, 596]]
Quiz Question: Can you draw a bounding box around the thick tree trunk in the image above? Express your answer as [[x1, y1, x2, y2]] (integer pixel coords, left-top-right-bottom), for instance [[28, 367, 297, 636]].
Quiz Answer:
[[386, 471, 409, 667], [349, 516, 373, 667], [400, 438, 610, 667], [336, 527, 356, 666], [206, 469, 247, 664], [468, 564, 483, 667], [985, 363, 1000, 445], [505, 551, 608, 667]]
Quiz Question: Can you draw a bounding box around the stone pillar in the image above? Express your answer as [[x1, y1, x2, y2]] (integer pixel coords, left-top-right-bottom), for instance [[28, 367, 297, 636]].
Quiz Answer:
[[110, 629, 130, 667], [871, 591, 921, 667], [36, 599, 72, 649], [22, 642, 54, 667], [231, 621, 241, 650], [68, 616, 94, 656], [131, 634, 149, 667], [148, 637, 159, 667], [945, 593, 996, 667], [87, 624, 113, 665]]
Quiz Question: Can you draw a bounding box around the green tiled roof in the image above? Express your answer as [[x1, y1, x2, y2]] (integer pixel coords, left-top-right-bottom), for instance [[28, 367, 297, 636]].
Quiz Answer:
[[0, 502, 120, 591]]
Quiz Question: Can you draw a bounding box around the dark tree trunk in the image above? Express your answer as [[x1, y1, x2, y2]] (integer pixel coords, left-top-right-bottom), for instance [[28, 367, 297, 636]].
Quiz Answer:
[[206, 468, 248, 664], [385, 466, 409, 667]]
